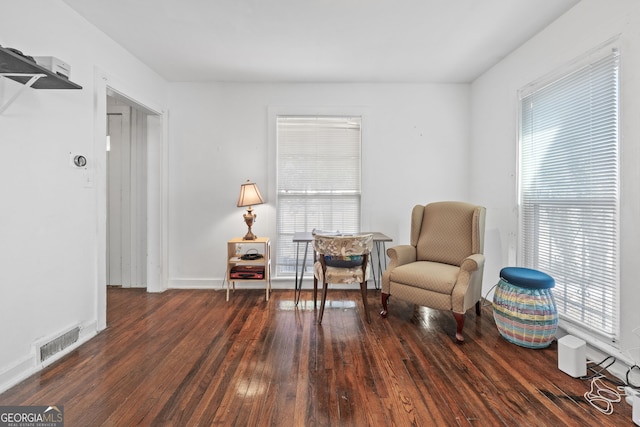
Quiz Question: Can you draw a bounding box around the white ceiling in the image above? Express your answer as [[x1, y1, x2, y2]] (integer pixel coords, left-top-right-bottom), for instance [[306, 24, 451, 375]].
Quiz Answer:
[[61, 0, 580, 83]]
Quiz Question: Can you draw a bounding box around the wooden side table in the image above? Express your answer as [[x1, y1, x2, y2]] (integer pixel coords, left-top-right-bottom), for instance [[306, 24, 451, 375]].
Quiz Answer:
[[226, 237, 271, 301]]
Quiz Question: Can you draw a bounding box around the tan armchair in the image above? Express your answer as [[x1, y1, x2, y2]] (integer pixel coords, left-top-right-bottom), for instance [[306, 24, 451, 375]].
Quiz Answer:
[[381, 202, 486, 342]]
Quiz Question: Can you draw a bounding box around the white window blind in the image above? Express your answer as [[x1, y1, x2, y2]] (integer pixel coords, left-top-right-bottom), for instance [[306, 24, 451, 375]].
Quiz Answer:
[[276, 116, 362, 276], [519, 49, 620, 340]]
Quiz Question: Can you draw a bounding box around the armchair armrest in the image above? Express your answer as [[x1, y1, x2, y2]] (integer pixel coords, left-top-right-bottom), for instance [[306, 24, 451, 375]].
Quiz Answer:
[[381, 245, 417, 294], [459, 253, 484, 273], [386, 245, 417, 268], [452, 253, 486, 313]]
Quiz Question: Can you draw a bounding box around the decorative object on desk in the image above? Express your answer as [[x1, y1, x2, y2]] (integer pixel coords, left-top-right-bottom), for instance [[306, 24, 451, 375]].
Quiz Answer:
[[237, 179, 264, 240], [230, 265, 265, 279], [240, 248, 263, 260], [311, 229, 340, 236]]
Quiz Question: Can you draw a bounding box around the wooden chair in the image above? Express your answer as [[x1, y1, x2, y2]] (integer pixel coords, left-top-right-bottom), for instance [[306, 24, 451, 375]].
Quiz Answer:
[[313, 233, 374, 324]]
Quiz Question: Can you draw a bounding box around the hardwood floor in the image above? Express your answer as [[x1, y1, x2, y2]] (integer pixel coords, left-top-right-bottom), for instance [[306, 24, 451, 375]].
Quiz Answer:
[[0, 287, 632, 426]]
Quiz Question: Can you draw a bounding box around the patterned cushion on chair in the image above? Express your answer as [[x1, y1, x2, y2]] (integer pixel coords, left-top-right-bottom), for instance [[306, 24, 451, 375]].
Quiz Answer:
[[315, 264, 367, 284]]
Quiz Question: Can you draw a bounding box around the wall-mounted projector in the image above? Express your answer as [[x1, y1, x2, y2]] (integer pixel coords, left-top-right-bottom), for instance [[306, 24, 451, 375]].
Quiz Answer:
[[33, 56, 71, 79]]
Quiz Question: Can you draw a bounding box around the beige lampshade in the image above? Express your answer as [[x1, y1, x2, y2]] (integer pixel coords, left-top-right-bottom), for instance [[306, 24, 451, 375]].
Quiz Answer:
[[237, 180, 264, 207]]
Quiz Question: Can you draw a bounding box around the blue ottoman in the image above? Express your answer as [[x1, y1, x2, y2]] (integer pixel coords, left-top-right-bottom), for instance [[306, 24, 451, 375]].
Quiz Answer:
[[492, 267, 558, 349]]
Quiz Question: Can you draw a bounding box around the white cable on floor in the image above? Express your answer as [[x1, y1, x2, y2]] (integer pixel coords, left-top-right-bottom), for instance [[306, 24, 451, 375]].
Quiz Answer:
[[584, 376, 622, 415]]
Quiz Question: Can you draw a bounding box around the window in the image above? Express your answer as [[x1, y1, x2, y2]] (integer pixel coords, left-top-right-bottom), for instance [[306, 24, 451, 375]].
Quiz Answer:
[[276, 116, 362, 276], [518, 48, 620, 340]]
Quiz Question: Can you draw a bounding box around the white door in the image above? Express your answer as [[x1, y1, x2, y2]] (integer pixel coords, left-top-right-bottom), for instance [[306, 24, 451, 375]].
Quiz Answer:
[[107, 98, 147, 287]]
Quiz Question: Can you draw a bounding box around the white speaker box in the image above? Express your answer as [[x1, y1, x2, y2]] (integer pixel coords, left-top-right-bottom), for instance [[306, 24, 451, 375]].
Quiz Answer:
[[558, 335, 586, 378]]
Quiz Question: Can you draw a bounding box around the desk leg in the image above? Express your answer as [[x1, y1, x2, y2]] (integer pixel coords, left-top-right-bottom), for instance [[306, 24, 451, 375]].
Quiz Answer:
[[298, 243, 309, 304], [369, 241, 388, 290], [295, 242, 309, 305], [227, 280, 234, 301], [377, 242, 386, 289], [266, 257, 272, 302], [369, 250, 378, 290], [294, 242, 300, 304], [369, 241, 380, 290], [223, 269, 229, 301], [382, 242, 388, 270]]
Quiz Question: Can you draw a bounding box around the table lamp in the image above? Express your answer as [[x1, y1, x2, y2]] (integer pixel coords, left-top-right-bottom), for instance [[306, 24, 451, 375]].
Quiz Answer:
[[237, 180, 264, 240]]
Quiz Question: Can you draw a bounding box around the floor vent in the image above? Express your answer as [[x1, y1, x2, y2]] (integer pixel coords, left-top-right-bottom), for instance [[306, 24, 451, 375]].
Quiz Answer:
[[39, 326, 80, 362]]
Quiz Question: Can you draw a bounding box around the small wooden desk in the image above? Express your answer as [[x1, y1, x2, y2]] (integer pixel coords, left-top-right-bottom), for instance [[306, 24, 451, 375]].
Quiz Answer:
[[292, 231, 392, 305]]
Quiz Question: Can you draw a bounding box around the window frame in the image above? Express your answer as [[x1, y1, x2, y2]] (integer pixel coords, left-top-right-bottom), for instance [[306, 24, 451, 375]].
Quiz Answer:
[[517, 44, 621, 343], [272, 113, 364, 278]]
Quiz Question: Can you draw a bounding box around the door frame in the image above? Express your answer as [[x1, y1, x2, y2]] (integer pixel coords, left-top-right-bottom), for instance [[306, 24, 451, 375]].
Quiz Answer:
[[93, 68, 169, 331]]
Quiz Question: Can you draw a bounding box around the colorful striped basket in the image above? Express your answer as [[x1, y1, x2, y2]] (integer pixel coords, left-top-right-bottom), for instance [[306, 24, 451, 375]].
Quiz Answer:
[[492, 267, 558, 349]]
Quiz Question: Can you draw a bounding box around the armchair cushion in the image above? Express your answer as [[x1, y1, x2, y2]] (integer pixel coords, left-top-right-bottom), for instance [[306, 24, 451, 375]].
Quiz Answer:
[[389, 261, 459, 294], [417, 202, 478, 266]]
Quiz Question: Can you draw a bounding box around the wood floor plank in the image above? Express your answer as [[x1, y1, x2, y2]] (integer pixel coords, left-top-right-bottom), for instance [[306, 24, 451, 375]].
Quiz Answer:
[[0, 287, 633, 426], [292, 313, 312, 426]]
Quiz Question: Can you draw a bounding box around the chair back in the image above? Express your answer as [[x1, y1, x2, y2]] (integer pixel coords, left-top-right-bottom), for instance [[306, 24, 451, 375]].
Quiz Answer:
[[413, 202, 485, 266], [313, 233, 374, 258]]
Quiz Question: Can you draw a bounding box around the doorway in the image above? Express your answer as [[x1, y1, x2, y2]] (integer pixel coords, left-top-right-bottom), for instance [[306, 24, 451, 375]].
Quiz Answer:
[[107, 96, 148, 288], [95, 72, 167, 331]]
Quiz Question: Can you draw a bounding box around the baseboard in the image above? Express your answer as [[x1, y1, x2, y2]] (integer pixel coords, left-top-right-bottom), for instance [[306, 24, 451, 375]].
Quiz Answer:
[[168, 278, 223, 289], [167, 277, 371, 290], [0, 321, 98, 394], [0, 355, 35, 395]]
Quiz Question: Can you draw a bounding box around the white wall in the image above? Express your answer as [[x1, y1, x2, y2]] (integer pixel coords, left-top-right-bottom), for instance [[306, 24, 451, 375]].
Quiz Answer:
[[0, 0, 167, 392], [167, 83, 472, 288], [8, 0, 635, 396], [471, 0, 640, 366]]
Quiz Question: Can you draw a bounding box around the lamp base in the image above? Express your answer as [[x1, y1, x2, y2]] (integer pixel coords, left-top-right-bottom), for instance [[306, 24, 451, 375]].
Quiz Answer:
[[243, 229, 257, 240], [242, 208, 258, 240]]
